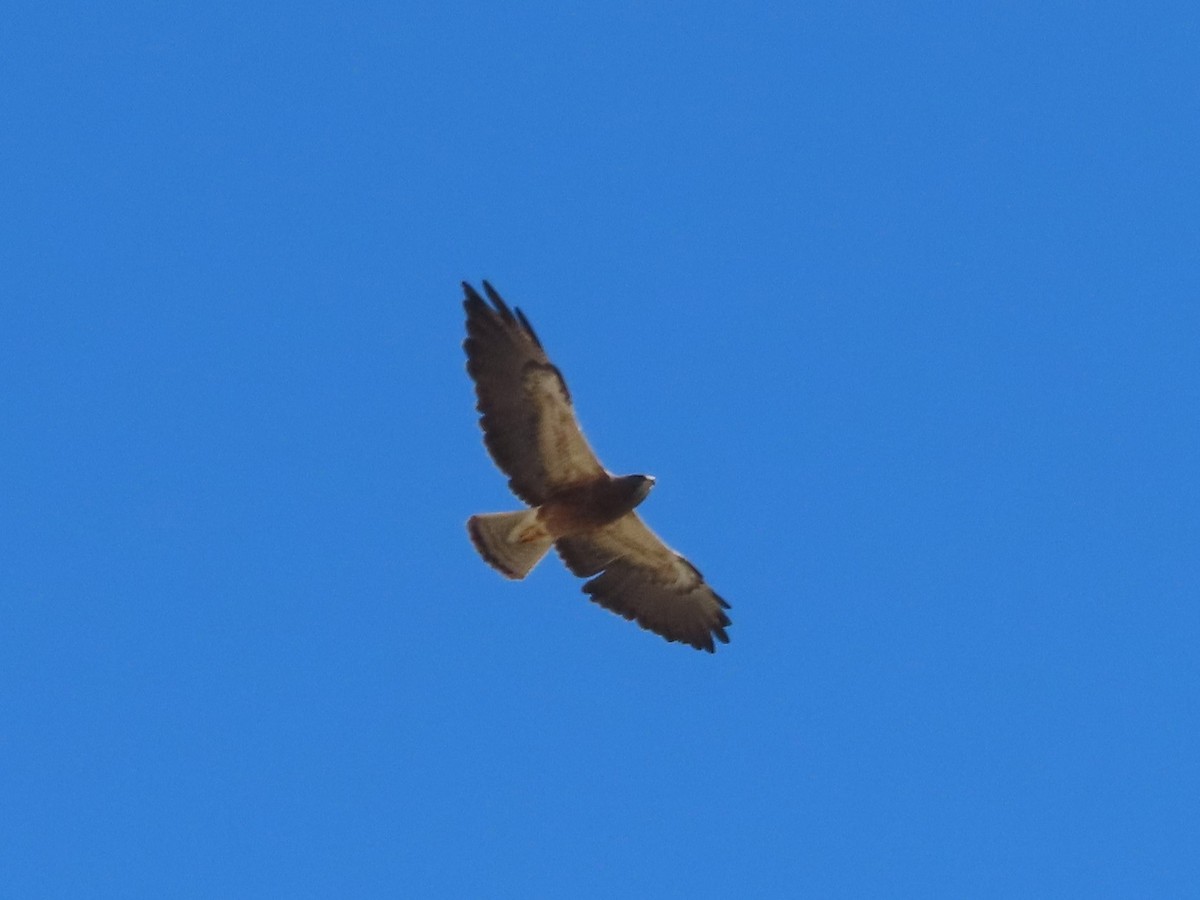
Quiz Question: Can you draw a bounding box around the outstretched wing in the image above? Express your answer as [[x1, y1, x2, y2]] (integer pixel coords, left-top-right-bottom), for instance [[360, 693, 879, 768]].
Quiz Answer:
[[555, 515, 732, 652], [463, 281, 606, 505]]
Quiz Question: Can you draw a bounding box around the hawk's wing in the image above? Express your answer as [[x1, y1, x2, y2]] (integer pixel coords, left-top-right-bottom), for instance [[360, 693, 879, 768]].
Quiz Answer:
[[463, 282, 606, 505], [555, 514, 732, 652]]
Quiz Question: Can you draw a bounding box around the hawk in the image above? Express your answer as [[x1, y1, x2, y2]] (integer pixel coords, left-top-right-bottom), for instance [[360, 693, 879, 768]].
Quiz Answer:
[[462, 281, 732, 652]]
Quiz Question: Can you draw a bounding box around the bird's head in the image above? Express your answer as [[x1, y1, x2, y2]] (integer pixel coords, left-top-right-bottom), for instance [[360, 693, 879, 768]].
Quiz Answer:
[[630, 474, 656, 502]]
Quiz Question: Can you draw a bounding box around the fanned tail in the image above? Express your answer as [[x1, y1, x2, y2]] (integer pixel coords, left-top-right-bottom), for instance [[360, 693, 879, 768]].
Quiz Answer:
[[467, 509, 552, 579]]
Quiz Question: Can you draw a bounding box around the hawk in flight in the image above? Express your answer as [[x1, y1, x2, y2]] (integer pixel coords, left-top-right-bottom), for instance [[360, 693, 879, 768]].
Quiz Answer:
[[463, 281, 731, 652]]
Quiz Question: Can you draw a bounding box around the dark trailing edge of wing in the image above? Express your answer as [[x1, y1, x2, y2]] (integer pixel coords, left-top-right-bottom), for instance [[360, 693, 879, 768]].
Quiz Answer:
[[563, 543, 732, 653], [581, 575, 732, 652]]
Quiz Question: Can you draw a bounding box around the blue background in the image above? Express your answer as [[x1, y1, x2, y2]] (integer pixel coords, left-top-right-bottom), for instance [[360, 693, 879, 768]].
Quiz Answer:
[[4, 3, 1198, 896]]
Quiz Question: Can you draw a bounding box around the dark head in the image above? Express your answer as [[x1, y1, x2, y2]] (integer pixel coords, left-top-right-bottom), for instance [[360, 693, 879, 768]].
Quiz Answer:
[[617, 474, 656, 507]]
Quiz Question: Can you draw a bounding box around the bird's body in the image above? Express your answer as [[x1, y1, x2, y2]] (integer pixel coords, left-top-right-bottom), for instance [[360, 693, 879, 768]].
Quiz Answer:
[[537, 474, 655, 535], [462, 281, 731, 652]]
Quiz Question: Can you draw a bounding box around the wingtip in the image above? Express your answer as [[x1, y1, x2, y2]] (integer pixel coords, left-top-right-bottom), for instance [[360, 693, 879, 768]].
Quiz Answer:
[[462, 281, 543, 349], [481, 281, 513, 318], [462, 281, 486, 311], [514, 306, 543, 349]]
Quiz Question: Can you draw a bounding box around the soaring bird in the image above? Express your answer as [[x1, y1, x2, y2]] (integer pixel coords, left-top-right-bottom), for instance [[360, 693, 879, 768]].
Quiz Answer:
[[463, 281, 731, 652]]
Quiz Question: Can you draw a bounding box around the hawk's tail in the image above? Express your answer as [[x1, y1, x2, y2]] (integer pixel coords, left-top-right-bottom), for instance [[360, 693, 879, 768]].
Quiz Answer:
[[467, 509, 553, 580]]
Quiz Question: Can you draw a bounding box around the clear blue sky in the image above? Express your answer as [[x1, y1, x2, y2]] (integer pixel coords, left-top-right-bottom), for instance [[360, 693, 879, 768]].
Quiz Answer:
[[4, 3, 1198, 896]]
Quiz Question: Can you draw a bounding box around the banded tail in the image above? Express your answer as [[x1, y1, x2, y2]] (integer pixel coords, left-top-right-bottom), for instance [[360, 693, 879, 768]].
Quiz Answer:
[[467, 509, 553, 579]]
